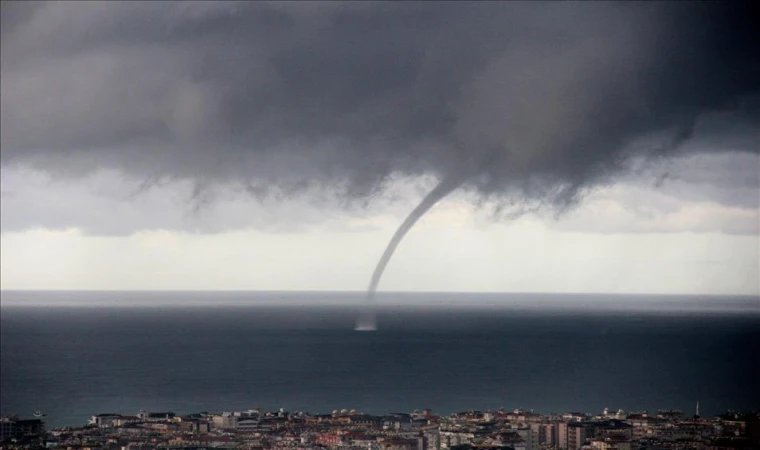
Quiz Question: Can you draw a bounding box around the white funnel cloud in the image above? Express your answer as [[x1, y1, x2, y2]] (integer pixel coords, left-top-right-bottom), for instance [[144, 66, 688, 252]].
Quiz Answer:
[[356, 174, 469, 331]]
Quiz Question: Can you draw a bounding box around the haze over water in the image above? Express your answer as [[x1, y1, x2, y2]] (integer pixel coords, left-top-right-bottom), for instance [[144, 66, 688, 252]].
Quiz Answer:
[[1, 291, 758, 428]]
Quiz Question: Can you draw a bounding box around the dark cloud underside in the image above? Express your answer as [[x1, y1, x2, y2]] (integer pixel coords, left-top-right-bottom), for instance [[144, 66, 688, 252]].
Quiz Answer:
[[1, 1, 758, 207]]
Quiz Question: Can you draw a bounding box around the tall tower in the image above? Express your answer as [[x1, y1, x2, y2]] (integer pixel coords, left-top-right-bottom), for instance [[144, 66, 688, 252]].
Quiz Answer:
[[696, 401, 700, 418]]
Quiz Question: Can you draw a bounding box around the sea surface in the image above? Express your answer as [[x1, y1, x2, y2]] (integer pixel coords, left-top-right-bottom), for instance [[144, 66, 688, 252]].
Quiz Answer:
[[1, 291, 758, 428]]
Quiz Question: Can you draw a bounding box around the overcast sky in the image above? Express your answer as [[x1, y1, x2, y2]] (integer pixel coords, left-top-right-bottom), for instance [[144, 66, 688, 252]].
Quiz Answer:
[[1, 1, 758, 295]]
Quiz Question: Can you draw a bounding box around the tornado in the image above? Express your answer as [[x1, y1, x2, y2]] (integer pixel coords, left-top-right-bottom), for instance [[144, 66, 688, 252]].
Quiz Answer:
[[355, 174, 469, 331]]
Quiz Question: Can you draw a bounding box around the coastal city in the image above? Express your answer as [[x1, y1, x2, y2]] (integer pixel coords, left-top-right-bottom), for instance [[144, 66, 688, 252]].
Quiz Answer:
[[1, 407, 758, 450]]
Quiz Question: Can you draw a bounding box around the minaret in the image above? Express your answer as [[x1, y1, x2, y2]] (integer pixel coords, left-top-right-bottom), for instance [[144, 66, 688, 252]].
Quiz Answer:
[[696, 401, 700, 418]]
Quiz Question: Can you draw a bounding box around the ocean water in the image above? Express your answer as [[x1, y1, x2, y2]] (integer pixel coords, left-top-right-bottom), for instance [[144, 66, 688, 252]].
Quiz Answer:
[[1, 291, 758, 428]]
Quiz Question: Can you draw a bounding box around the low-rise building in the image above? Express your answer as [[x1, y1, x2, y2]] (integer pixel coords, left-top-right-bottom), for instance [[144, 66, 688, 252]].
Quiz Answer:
[[0, 416, 45, 440]]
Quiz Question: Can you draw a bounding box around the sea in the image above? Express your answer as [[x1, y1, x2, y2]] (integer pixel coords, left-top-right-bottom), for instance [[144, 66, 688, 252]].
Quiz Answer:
[[1, 291, 758, 428]]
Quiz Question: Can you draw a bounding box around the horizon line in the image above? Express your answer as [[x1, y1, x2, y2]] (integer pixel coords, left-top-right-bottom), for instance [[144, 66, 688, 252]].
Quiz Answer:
[[1, 289, 758, 298]]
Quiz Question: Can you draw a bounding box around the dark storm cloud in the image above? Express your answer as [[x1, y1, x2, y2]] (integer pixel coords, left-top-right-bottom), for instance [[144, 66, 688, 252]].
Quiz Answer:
[[1, 1, 758, 207]]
